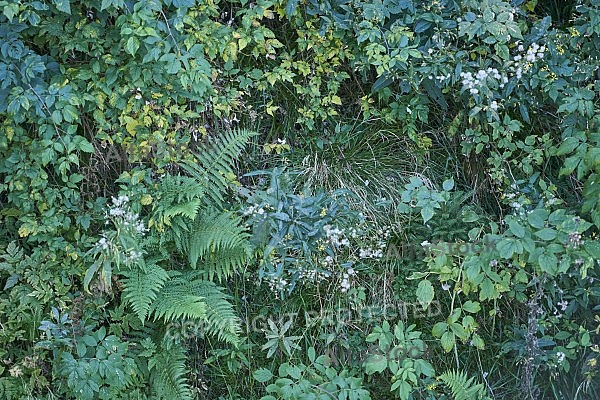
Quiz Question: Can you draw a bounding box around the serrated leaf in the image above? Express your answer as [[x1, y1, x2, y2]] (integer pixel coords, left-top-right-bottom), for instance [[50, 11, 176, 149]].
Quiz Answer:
[[253, 368, 273, 383]]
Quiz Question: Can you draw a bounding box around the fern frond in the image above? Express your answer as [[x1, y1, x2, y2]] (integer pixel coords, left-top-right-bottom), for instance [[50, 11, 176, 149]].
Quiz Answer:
[[180, 129, 256, 207], [150, 272, 241, 346], [149, 273, 207, 322], [122, 262, 170, 322], [150, 175, 205, 228], [187, 277, 242, 346], [0, 378, 22, 400], [439, 370, 489, 400], [149, 343, 192, 400], [182, 210, 251, 281]]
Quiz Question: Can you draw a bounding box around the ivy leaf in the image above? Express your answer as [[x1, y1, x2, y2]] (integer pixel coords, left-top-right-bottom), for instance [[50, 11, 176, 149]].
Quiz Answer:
[[416, 280, 434, 310]]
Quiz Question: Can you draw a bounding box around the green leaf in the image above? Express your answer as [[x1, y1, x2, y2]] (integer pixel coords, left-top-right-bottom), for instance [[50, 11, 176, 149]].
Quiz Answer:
[[462, 301, 480, 313], [440, 331, 455, 352], [253, 368, 273, 383], [534, 228, 557, 241], [364, 353, 388, 374], [479, 278, 497, 301], [77, 138, 95, 153], [443, 178, 454, 191], [421, 207, 434, 223], [555, 137, 580, 156], [126, 37, 140, 56], [432, 322, 448, 337], [539, 252, 558, 275], [527, 209, 549, 229], [508, 219, 525, 238], [416, 280, 434, 310], [307, 346, 315, 363], [53, 0, 71, 14]]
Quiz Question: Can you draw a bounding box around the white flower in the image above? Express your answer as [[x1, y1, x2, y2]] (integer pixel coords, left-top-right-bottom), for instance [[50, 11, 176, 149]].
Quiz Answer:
[[428, 48, 434, 54], [490, 101, 498, 111], [557, 300, 568, 311], [406, 106, 412, 114], [556, 352, 566, 363], [441, 282, 451, 291]]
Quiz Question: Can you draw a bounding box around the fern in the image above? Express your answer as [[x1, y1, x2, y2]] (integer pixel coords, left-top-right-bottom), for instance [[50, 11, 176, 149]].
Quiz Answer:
[[179, 209, 251, 281], [184, 274, 242, 346], [122, 261, 170, 322], [150, 175, 205, 229], [439, 370, 489, 400], [180, 128, 256, 207], [148, 272, 208, 322], [149, 343, 192, 400], [149, 271, 241, 346]]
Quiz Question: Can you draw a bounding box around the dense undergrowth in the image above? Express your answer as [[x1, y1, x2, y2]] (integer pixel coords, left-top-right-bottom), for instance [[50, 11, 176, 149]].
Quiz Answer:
[[0, 0, 599, 399]]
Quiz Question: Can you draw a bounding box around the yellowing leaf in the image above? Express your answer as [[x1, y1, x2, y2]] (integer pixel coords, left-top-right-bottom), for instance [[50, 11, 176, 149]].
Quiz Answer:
[[140, 194, 153, 205]]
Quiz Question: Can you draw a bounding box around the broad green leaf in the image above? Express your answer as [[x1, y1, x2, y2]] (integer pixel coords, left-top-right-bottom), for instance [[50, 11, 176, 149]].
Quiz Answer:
[[508, 219, 525, 238], [416, 280, 434, 310], [462, 301, 481, 313], [534, 228, 557, 241], [539, 252, 558, 275], [53, 0, 71, 14], [443, 177, 454, 191], [527, 209, 549, 229], [126, 37, 140, 56], [440, 331, 455, 352], [421, 207, 434, 223], [253, 368, 273, 383]]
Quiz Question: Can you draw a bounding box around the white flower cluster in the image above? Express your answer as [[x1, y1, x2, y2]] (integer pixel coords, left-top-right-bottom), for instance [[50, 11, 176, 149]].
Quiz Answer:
[[340, 267, 356, 293], [510, 42, 545, 79], [324, 225, 350, 247], [460, 68, 506, 95], [97, 236, 110, 251], [106, 195, 147, 235], [556, 351, 566, 364], [266, 275, 289, 295], [298, 264, 331, 281], [243, 204, 271, 216], [358, 226, 390, 259]]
